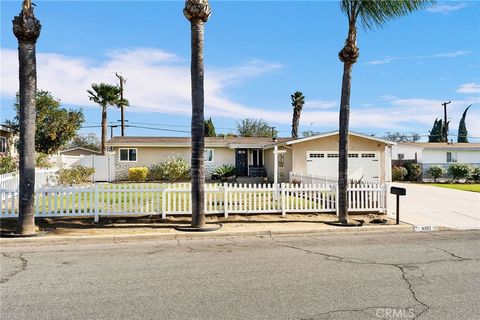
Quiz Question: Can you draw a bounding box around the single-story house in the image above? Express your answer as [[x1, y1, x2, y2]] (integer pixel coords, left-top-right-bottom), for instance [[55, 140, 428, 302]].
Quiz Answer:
[[60, 147, 102, 156], [106, 131, 395, 183], [0, 125, 18, 158], [392, 142, 480, 178]]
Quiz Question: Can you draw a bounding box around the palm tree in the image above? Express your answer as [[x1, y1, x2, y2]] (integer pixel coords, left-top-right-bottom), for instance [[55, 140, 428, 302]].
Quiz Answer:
[[184, 0, 211, 229], [291, 91, 305, 138], [13, 0, 41, 235], [337, 0, 433, 224], [87, 83, 121, 155]]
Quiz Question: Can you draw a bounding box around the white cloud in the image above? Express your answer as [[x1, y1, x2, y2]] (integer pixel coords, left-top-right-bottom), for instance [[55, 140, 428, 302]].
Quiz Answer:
[[304, 99, 338, 110], [0, 47, 282, 119], [457, 82, 480, 94], [427, 2, 468, 14], [367, 50, 470, 65], [1, 47, 479, 138]]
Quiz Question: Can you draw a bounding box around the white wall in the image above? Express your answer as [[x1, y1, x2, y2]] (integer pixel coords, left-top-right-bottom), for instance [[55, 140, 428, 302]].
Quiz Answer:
[[391, 145, 422, 161], [423, 149, 480, 164]]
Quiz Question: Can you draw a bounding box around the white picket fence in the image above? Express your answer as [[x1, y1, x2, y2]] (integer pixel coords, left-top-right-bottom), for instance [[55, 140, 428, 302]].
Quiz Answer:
[[0, 169, 58, 202], [0, 182, 387, 221]]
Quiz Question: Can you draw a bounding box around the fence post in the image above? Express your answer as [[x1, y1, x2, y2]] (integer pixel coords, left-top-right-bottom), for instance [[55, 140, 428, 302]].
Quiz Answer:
[[335, 184, 339, 217], [223, 183, 229, 218], [161, 188, 167, 219], [94, 183, 99, 223], [281, 183, 286, 216]]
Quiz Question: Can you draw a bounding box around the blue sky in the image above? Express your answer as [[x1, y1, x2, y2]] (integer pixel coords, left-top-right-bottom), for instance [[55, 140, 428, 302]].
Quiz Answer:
[[1, 0, 479, 141]]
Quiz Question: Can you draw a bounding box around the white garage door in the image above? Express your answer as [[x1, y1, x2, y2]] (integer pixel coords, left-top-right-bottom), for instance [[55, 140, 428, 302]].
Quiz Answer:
[[306, 151, 380, 183]]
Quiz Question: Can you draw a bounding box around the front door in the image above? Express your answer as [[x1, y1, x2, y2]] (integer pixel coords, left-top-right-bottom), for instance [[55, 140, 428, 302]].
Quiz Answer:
[[235, 149, 248, 176]]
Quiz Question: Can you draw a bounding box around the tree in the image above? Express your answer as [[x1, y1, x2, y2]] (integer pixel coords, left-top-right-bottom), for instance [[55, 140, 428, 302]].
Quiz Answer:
[[66, 133, 101, 151], [291, 91, 305, 138], [12, 0, 41, 235], [184, 0, 212, 229], [236, 118, 277, 138], [204, 117, 216, 137], [428, 118, 443, 142], [302, 130, 321, 137], [87, 83, 121, 155], [8, 91, 84, 154], [336, 0, 432, 224], [383, 132, 420, 143], [457, 105, 471, 143]]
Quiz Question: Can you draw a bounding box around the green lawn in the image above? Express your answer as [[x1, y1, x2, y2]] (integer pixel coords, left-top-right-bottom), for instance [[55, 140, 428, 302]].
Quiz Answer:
[[431, 184, 480, 193]]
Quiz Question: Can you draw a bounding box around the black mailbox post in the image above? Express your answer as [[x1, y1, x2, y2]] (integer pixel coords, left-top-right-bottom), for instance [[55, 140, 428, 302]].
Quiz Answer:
[[390, 187, 406, 225]]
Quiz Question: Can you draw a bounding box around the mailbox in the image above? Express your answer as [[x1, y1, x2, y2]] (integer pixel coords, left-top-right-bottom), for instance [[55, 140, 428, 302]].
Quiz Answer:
[[390, 187, 406, 225], [390, 186, 406, 196]]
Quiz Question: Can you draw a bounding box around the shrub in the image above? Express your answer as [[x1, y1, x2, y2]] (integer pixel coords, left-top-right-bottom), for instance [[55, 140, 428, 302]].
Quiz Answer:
[[392, 166, 408, 181], [128, 167, 149, 182], [405, 163, 422, 182], [427, 165, 445, 182], [36, 153, 53, 169], [447, 163, 471, 182], [213, 165, 236, 178], [58, 166, 95, 185], [468, 166, 480, 183], [149, 157, 190, 181], [0, 155, 18, 174]]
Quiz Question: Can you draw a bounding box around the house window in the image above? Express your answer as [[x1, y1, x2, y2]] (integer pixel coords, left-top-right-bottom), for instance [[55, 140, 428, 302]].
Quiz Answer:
[[0, 137, 6, 154], [119, 148, 137, 162], [309, 153, 324, 158], [205, 149, 214, 162], [397, 153, 405, 160], [252, 149, 263, 166], [327, 153, 339, 158], [278, 154, 285, 168], [446, 152, 457, 163], [361, 153, 376, 158], [348, 153, 359, 158]]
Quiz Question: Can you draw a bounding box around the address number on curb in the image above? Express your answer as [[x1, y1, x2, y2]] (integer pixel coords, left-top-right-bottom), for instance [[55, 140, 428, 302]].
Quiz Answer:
[[414, 225, 436, 232]]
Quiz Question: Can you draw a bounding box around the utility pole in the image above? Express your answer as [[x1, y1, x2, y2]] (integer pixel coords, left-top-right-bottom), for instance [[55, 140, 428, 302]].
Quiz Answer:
[[442, 101, 451, 142], [115, 73, 127, 136]]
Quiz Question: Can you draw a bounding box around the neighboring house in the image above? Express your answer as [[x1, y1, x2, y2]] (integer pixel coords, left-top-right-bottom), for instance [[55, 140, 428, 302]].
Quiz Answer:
[[0, 125, 18, 158], [392, 142, 480, 178], [107, 131, 394, 183], [60, 147, 102, 156]]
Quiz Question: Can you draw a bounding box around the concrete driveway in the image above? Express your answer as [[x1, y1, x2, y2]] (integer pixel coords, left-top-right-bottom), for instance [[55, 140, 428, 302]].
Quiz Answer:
[[387, 183, 480, 230]]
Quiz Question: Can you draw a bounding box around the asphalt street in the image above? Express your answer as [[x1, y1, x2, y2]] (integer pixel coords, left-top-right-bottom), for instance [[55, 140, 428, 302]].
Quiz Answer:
[[1, 230, 479, 320]]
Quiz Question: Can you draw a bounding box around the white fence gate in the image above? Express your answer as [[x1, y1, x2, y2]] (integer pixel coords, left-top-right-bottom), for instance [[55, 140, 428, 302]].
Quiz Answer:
[[50, 154, 115, 182], [1, 182, 387, 221]]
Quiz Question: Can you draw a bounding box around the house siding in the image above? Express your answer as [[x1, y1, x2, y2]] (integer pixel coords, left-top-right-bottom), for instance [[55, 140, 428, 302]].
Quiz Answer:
[[289, 134, 387, 182], [113, 146, 235, 180]]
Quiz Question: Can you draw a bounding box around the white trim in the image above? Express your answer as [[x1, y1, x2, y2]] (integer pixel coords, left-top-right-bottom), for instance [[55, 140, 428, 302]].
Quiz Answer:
[[60, 147, 101, 155], [118, 148, 138, 162], [264, 131, 395, 150]]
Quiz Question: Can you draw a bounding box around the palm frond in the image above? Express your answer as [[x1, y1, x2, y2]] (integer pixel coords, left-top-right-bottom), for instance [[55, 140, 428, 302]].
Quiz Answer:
[[341, 0, 435, 30]]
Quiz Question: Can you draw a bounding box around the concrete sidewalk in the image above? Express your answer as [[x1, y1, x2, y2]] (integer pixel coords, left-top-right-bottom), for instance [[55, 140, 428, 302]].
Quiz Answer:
[[0, 218, 416, 246], [387, 183, 480, 229]]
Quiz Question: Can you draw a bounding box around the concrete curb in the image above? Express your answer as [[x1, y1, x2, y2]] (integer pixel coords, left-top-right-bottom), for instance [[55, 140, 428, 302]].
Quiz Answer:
[[0, 224, 427, 246]]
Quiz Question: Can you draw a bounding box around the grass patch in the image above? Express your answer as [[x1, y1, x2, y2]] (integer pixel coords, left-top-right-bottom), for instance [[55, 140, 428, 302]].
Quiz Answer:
[[431, 184, 480, 193]]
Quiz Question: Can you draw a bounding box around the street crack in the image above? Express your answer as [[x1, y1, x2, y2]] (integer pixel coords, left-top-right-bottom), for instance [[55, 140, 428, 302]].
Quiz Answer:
[[0, 252, 28, 285]]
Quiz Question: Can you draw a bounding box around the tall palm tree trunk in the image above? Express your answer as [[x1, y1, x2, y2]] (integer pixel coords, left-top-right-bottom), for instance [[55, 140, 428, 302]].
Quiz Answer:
[[337, 21, 358, 224], [291, 110, 300, 138], [101, 107, 107, 155], [190, 19, 206, 228], [13, 2, 41, 235], [337, 62, 353, 224]]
